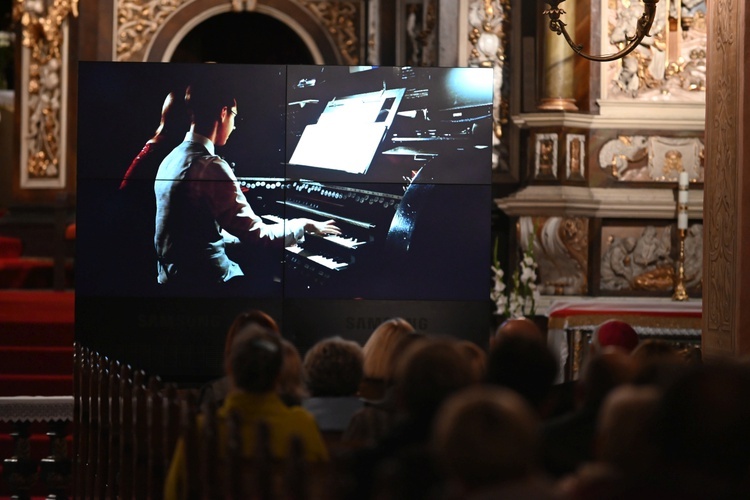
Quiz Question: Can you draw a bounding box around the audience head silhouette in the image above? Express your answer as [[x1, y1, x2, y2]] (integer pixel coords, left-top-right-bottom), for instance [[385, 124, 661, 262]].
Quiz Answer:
[[433, 386, 540, 493], [393, 337, 475, 422], [228, 326, 283, 393], [653, 361, 750, 481], [491, 317, 545, 349], [223, 310, 280, 371], [277, 339, 307, 405], [362, 317, 416, 382], [486, 333, 557, 414], [595, 384, 661, 474], [579, 349, 636, 412], [303, 337, 364, 397], [592, 320, 639, 355]]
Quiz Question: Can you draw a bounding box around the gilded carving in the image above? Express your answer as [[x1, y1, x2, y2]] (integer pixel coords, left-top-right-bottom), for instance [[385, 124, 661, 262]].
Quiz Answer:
[[467, 0, 510, 172], [116, 0, 189, 61], [600, 225, 675, 292], [705, 0, 736, 345], [535, 133, 558, 179], [299, 1, 360, 65], [598, 135, 704, 182], [520, 216, 588, 296], [13, 0, 78, 183], [604, 0, 707, 102], [566, 134, 585, 180]]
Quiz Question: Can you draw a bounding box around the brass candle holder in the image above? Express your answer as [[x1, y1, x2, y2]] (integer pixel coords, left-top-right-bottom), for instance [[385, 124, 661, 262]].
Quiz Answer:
[[672, 227, 689, 301], [673, 172, 689, 301]]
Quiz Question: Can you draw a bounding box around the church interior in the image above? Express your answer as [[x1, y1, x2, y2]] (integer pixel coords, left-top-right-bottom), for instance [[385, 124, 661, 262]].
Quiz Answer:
[[1, 0, 750, 498]]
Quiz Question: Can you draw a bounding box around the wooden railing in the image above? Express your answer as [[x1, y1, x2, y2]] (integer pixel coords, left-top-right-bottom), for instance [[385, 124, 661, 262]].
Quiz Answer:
[[72, 344, 180, 499], [68, 344, 331, 500]]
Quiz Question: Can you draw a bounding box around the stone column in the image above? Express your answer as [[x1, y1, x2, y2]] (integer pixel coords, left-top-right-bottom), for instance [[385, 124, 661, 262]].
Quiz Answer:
[[539, 0, 578, 111], [702, 0, 750, 358]]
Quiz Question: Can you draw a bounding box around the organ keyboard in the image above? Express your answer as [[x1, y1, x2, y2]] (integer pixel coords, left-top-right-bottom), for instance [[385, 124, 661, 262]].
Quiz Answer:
[[244, 178, 405, 295]]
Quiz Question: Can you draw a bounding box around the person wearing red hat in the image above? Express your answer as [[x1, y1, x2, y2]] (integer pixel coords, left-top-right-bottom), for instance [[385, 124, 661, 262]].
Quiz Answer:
[[591, 319, 640, 355]]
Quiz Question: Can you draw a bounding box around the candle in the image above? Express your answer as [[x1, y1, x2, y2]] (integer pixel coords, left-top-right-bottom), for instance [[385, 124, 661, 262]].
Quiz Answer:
[[678, 211, 688, 230], [679, 189, 689, 204], [679, 171, 689, 188], [677, 171, 689, 229]]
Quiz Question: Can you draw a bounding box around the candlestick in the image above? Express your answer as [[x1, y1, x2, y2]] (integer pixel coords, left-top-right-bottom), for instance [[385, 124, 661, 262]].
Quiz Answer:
[[672, 228, 689, 301]]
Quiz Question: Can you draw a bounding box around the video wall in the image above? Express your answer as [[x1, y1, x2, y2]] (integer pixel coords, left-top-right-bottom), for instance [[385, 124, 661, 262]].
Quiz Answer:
[[76, 63, 494, 382]]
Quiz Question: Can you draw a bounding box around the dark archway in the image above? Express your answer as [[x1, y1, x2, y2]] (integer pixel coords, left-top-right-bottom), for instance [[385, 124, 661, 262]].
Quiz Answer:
[[170, 12, 315, 64]]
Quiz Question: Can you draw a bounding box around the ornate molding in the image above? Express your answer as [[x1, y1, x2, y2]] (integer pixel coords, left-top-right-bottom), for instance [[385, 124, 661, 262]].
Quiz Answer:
[[466, 0, 510, 172], [299, 0, 360, 65], [13, 0, 78, 188], [116, 0, 190, 61], [514, 102, 706, 131], [704, 0, 737, 352], [496, 185, 704, 219]]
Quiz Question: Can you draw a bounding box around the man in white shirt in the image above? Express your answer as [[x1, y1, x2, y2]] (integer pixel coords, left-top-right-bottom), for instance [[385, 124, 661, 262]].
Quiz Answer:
[[154, 83, 339, 288]]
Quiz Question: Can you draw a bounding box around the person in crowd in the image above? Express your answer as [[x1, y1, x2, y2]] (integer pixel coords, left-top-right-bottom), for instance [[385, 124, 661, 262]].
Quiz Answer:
[[337, 337, 476, 500], [590, 319, 639, 355], [486, 332, 558, 416], [457, 340, 487, 383], [154, 80, 339, 290], [432, 386, 561, 499], [490, 317, 545, 349], [540, 349, 636, 478], [343, 318, 421, 446], [594, 384, 661, 476], [164, 325, 328, 500], [642, 361, 750, 498], [302, 337, 365, 437], [558, 383, 662, 500], [199, 309, 280, 406], [629, 338, 689, 386], [359, 317, 416, 401], [278, 339, 308, 407]]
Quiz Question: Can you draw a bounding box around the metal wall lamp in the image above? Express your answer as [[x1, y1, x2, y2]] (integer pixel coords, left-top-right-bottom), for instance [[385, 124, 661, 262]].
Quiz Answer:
[[543, 0, 660, 62]]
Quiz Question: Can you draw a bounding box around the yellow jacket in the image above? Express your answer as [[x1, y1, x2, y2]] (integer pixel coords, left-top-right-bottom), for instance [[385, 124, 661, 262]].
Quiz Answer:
[[164, 390, 329, 500]]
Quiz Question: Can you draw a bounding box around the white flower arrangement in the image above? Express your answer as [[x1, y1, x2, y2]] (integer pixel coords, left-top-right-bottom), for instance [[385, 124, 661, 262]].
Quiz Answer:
[[491, 234, 541, 318]]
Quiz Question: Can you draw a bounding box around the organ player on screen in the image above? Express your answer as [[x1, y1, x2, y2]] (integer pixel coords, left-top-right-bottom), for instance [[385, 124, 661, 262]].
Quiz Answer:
[[154, 82, 340, 289]]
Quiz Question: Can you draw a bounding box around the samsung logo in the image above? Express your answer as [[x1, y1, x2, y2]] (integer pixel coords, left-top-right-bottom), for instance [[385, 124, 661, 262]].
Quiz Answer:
[[345, 317, 429, 331]]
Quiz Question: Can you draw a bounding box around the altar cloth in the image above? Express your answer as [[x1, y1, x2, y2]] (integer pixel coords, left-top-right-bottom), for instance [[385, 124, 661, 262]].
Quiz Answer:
[[546, 299, 702, 382]]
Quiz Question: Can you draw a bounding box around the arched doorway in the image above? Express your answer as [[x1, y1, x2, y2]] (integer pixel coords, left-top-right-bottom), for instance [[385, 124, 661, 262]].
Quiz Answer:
[[169, 12, 315, 64], [143, 0, 349, 65]]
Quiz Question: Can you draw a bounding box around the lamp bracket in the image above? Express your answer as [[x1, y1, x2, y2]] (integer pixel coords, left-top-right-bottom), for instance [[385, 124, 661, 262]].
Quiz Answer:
[[544, 0, 659, 63]]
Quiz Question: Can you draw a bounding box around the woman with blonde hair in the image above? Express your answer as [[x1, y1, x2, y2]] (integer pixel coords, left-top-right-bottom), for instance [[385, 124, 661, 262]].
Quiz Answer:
[[343, 318, 420, 445], [360, 317, 417, 401]]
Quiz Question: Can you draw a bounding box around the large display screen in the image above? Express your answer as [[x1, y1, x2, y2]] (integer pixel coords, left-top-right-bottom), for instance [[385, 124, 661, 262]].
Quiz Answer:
[[76, 62, 494, 382]]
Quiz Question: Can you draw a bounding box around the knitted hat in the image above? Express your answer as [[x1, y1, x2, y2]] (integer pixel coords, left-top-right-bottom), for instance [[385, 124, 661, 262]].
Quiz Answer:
[[595, 320, 639, 353]]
